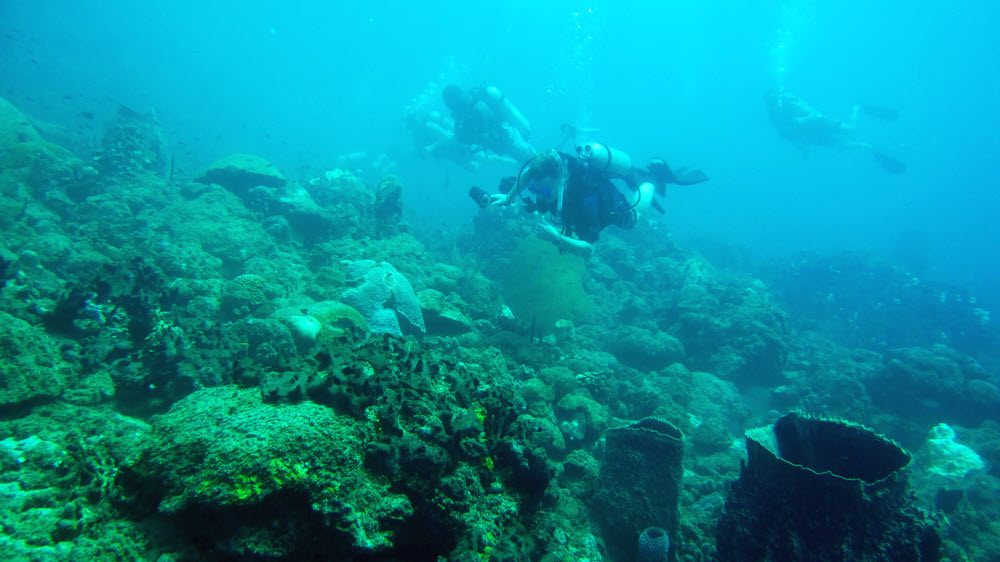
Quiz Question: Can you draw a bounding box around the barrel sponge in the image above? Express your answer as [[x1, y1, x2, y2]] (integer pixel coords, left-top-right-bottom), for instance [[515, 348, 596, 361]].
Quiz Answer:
[[716, 413, 943, 561], [594, 418, 684, 562], [638, 527, 670, 562], [340, 260, 425, 337]]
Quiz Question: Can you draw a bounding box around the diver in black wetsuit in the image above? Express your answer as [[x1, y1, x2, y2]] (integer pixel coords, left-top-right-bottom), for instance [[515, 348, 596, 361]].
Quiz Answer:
[[442, 84, 536, 163], [484, 146, 708, 257], [765, 87, 906, 174]]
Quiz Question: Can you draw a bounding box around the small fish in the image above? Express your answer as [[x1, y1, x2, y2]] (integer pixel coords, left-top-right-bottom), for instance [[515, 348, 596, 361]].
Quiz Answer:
[[78, 111, 94, 120]]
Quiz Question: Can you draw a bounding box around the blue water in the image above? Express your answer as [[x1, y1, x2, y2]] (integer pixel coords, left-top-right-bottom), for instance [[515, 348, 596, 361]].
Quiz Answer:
[[2, 0, 997, 307]]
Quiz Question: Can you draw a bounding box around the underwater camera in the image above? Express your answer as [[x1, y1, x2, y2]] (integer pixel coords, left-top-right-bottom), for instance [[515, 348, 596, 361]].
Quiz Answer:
[[468, 186, 491, 208], [498, 175, 516, 194]]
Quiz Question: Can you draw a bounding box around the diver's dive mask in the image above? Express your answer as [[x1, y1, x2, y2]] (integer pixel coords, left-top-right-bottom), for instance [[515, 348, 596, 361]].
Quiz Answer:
[[517, 151, 566, 215], [528, 180, 554, 199]]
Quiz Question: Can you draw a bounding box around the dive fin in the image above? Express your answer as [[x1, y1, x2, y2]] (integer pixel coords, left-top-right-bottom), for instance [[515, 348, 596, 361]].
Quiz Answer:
[[872, 149, 907, 174], [860, 104, 900, 122], [650, 198, 666, 214], [673, 168, 709, 186]]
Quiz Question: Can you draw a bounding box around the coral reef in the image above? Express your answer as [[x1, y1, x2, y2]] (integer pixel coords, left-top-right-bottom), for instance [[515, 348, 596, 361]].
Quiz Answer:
[[766, 251, 996, 358], [374, 174, 403, 236], [95, 105, 164, 179], [0, 94, 997, 560], [223, 332, 547, 559], [869, 345, 1000, 431]]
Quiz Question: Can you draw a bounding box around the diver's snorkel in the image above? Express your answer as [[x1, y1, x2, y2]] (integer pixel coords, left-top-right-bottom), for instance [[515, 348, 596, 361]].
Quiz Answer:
[[551, 152, 567, 218], [512, 158, 532, 192]]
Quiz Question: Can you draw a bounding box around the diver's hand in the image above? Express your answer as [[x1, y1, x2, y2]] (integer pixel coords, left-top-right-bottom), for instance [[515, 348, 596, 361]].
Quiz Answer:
[[489, 194, 512, 206], [647, 158, 674, 184], [536, 222, 561, 243]]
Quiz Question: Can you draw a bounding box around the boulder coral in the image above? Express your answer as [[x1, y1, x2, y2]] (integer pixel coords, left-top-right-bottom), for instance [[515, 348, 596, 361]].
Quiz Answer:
[[118, 386, 412, 557], [0, 311, 73, 406], [195, 153, 286, 196]]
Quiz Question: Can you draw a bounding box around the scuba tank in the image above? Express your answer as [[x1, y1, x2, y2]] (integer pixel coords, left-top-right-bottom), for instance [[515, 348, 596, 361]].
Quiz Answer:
[[630, 181, 655, 214], [578, 142, 633, 178], [482, 86, 532, 138], [582, 145, 667, 215]]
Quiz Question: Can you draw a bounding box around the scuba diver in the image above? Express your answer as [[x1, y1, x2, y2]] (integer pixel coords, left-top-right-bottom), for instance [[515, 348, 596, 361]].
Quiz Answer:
[[404, 104, 511, 170], [558, 122, 601, 150], [442, 84, 537, 163], [765, 87, 906, 174], [403, 84, 510, 170], [471, 144, 708, 257]]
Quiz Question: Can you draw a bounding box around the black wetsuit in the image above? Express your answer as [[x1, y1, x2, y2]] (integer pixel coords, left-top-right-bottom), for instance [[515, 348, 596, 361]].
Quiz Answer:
[[450, 89, 507, 153], [534, 153, 636, 243]]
